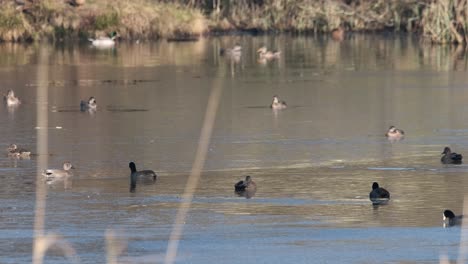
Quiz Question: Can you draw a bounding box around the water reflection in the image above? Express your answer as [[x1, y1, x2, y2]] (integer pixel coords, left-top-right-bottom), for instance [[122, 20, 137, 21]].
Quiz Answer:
[[235, 189, 256, 199]]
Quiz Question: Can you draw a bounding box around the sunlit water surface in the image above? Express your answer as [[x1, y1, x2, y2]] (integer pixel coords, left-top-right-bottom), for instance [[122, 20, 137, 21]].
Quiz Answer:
[[1, 35, 468, 263]]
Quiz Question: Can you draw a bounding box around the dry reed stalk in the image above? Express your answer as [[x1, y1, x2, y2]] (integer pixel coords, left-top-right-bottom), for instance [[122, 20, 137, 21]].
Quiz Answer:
[[456, 195, 468, 264], [32, 45, 50, 264], [164, 78, 224, 264], [32, 45, 80, 264], [106, 229, 128, 264]]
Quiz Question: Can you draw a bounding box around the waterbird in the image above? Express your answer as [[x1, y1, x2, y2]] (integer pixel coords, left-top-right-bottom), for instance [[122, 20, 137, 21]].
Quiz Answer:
[[42, 162, 74, 180], [4, 90, 20, 106], [257, 46, 281, 60], [234, 175, 257, 192], [7, 144, 31, 158], [441, 147, 463, 164], [80, 96, 97, 112], [385, 126, 404, 141], [369, 182, 390, 205], [270, 95, 287, 110], [443, 210, 463, 227], [220, 44, 242, 57], [88, 32, 117, 47], [129, 162, 157, 193]]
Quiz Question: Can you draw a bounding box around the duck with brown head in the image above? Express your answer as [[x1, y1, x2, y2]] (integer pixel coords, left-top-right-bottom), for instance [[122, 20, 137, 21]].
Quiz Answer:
[[129, 162, 157, 192], [441, 147, 463, 164], [7, 144, 31, 158], [235, 175, 256, 192]]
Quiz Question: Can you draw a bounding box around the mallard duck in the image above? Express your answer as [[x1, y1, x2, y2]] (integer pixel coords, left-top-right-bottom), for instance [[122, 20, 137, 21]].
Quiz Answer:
[[88, 32, 117, 47], [385, 126, 405, 141], [441, 147, 463, 164], [7, 144, 31, 158], [129, 162, 157, 193], [443, 210, 463, 227], [257, 46, 281, 60], [80, 96, 97, 112], [369, 182, 390, 205], [42, 162, 74, 180], [270, 95, 287, 110], [234, 175, 256, 192], [4, 90, 20, 106]]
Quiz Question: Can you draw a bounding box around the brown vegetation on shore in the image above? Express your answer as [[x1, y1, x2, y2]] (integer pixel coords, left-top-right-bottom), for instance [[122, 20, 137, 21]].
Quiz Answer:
[[1, 0, 468, 44], [0, 0, 206, 42]]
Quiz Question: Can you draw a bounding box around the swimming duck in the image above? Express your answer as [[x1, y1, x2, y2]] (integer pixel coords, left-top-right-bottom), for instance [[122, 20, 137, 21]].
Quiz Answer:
[[385, 126, 404, 141], [234, 175, 257, 192], [129, 162, 157, 193], [42, 162, 74, 180], [220, 44, 242, 57], [7, 144, 31, 158], [369, 182, 390, 205], [441, 147, 463, 164], [257, 46, 281, 60], [443, 210, 463, 227], [80, 96, 97, 112], [270, 95, 287, 110], [88, 32, 117, 47], [4, 90, 20, 106]]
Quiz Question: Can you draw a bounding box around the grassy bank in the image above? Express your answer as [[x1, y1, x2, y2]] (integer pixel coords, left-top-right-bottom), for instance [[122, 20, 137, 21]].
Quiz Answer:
[[1, 0, 468, 44], [0, 0, 206, 42]]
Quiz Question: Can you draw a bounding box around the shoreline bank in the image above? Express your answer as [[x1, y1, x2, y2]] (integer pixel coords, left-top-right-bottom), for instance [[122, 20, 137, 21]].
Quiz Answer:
[[0, 0, 466, 44]]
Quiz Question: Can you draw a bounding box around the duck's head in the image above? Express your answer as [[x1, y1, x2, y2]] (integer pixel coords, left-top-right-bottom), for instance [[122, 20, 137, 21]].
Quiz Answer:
[[7, 144, 17, 152], [372, 182, 380, 190], [443, 210, 456, 220], [129, 162, 137, 172], [272, 95, 279, 103], [442, 147, 451, 155], [6, 90, 14, 97], [88, 96, 97, 105], [245, 175, 252, 182], [387, 126, 396, 133], [110, 31, 118, 39], [63, 162, 74, 171]]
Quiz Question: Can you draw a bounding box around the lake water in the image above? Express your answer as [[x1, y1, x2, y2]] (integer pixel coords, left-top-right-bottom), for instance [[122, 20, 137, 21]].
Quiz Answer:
[[1, 34, 468, 263]]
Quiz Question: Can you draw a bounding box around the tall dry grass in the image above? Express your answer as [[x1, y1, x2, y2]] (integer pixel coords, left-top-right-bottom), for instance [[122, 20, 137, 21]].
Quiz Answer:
[[203, 0, 425, 33], [0, 0, 207, 42], [3, 0, 468, 44], [421, 0, 468, 44]]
